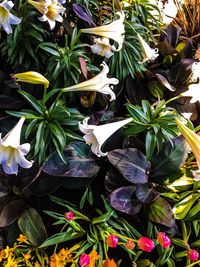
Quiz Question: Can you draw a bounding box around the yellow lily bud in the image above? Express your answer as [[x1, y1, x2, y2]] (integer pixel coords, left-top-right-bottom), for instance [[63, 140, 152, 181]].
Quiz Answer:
[[175, 118, 200, 170], [14, 71, 49, 89]]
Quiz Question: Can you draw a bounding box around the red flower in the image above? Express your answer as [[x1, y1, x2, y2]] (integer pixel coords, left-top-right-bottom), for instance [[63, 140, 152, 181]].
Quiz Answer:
[[138, 237, 155, 252], [79, 253, 90, 267], [157, 232, 171, 249], [64, 211, 74, 221], [187, 249, 199, 261], [106, 234, 119, 248]]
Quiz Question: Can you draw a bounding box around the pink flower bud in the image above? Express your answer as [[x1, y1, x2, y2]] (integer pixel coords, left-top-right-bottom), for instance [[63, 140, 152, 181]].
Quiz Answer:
[[106, 234, 119, 248], [138, 237, 155, 252], [64, 211, 74, 221], [187, 249, 199, 261], [79, 254, 90, 267], [157, 232, 171, 249]]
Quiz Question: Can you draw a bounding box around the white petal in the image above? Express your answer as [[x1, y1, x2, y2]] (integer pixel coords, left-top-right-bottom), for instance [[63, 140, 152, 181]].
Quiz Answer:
[[2, 18, 12, 34], [9, 13, 21, 25], [18, 143, 31, 155], [2, 160, 18, 175], [16, 153, 33, 169], [0, 0, 14, 11], [2, 117, 25, 147], [47, 18, 56, 30], [1, 148, 18, 175]]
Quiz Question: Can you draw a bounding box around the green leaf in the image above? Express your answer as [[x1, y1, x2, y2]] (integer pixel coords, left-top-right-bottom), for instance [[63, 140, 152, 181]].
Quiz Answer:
[[39, 230, 85, 248], [145, 197, 175, 228], [173, 193, 200, 220], [145, 130, 156, 160], [18, 207, 47, 246], [18, 90, 44, 114], [151, 136, 188, 177], [92, 211, 114, 224]]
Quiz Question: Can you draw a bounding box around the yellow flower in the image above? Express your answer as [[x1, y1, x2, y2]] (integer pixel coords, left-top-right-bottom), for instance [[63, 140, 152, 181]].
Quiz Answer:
[[81, 12, 125, 51], [4, 246, 14, 258], [79, 117, 133, 157], [137, 33, 159, 63], [5, 256, 18, 267], [34, 262, 42, 267], [27, 0, 65, 30], [17, 234, 28, 243], [62, 62, 118, 101], [175, 118, 200, 170], [0, 117, 33, 175], [14, 71, 49, 89]]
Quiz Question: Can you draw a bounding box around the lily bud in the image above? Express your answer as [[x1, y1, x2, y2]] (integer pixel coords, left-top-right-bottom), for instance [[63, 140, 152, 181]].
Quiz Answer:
[[14, 71, 49, 89]]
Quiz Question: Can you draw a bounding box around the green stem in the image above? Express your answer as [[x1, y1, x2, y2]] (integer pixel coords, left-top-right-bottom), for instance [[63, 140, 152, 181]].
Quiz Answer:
[[112, 233, 137, 242], [186, 260, 200, 267], [42, 87, 47, 107], [54, 223, 68, 253]]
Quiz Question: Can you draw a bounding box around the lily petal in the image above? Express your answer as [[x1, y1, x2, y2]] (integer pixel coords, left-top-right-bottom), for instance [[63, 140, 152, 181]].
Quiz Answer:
[[79, 117, 133, 157], [81, 12, 125, 51], [62, 62, 118, 101]]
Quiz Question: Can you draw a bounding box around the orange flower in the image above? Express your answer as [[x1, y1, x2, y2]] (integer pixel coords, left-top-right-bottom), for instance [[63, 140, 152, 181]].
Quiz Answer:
[[125, 239, 135, 250], [87, 251, 100, 267], [17, 234, 28, 243], [102, 258, 117, 267], [23, 253, 31, 261]]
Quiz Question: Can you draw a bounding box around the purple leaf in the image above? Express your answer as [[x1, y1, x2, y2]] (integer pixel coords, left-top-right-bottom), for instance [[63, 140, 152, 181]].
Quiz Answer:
[[72, 4, 96, 27], [110, 186, 142, 215], [108, 148, 150, 184]]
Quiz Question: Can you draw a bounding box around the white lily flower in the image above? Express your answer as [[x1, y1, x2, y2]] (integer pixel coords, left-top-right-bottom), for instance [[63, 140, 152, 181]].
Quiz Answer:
[[150, 0, 184, 25], [62, 62, 118, 101], [81, 12, 125, 51], [137, 33, 159, 63], [182, 83, 200, 103], [181, 61, 200, 103], [79, 117, 133, 157], [28, 0, 65, 30], [91, 37, 114, 58], [0, 0, 21, 34], [0, 117, 33, 175]]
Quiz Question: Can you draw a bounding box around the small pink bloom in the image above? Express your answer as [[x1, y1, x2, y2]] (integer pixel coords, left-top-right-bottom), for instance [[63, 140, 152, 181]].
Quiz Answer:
[[157, 232, 171, 249], [138, 237, 155, 252], [79, 253, 90, 267], [106, 234, 119, 248], [64, 211, 74, 221], [187, 249, 199, 261]]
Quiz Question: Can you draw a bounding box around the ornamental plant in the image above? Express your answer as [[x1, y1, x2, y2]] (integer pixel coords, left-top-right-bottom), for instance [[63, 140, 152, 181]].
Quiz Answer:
[[0, 0, 200, 266]]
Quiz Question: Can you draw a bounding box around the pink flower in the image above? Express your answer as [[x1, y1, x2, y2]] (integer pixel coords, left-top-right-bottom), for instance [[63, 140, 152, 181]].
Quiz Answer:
[[138, 237, 155, 252], [157, 232, 171, 249], [187, 249, 199, 261], [106, 234, 119, 248], [64, 211, 74, 221], [79, 254, 90, 267]]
